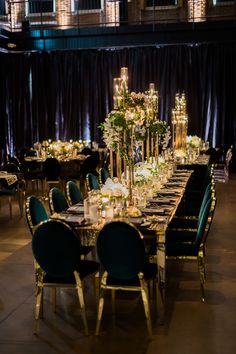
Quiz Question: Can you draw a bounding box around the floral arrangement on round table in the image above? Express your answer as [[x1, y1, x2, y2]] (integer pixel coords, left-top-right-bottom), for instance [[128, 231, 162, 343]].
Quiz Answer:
[[186, 135, 202, 148]]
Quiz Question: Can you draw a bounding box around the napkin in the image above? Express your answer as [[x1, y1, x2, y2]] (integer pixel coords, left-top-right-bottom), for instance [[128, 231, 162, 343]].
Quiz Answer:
[[67, 205, 84, 214], [141, 207, 165, 215]]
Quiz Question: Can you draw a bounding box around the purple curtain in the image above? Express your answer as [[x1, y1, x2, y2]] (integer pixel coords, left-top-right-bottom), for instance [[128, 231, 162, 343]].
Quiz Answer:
[[0, 42, 235, 156]]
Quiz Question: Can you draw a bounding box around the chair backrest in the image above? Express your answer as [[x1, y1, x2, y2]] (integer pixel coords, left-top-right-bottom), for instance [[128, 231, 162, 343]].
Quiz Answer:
[[203, 167, 213, 189], [4, 162, 21, 173], [49, 187, 69, 214], [96, 221, 146, 279], [86, 173, 100, 191], [66, 180, 83, 205], [43, 158, 61, 180], [81, 147, 93, 156], [7, 156, 22, 169], [32, 220, 81, 277], [197, 182, 213, 225], [99, 167, 110, 185], [196, 198, 213, 246], [80, 151, 100, 177], [225, 146, 233, 168], [26, 196, 48, 234]]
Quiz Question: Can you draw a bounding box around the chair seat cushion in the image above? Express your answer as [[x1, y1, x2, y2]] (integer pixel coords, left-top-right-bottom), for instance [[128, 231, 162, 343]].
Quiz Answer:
[[76, 260, 100, 279], [81, 245, 94, 257], [166, 242, 198, 257], [106, 262, 157, 287], [0, 188, 16, 195], [43, 260, 99, 284], [166, 229, 197, 243], [168, 218, 198, 229], [44, 273, 77, 284], [175, 203, 201, 216]]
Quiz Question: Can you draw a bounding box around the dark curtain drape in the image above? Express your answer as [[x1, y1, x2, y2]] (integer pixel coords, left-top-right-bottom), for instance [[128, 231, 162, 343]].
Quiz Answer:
[[0, 42, 235, 156]]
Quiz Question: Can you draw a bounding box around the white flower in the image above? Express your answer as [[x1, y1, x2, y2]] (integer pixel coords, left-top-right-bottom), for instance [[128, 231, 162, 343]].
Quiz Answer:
[[101, 178, 128, 197], [187, 135, 201, 148]]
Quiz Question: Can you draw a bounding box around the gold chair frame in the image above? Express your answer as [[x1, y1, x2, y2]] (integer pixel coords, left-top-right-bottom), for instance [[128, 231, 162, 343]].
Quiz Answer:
[[33, 220, 100, 335], [167, 197, 216, 302], [95, 222, 157, 339]]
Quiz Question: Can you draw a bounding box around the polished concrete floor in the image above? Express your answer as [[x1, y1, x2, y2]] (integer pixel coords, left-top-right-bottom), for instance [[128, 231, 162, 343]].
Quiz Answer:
[[0, 176, 236, 354]]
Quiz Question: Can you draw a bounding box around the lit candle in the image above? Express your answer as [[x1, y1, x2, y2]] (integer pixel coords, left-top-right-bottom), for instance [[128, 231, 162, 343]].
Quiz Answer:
[[105, 206, 114, 220], [149, 83, 155, 94], [113, 78, 121, 109], [120, 67, 128, 91]]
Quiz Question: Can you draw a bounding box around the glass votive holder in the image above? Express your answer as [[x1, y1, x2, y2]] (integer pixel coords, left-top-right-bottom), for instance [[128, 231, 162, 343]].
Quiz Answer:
[[89, 204, 99, 223], [83, 198, 90, 219], [137, 196, 146, 208], [105, 205, 114, 221]]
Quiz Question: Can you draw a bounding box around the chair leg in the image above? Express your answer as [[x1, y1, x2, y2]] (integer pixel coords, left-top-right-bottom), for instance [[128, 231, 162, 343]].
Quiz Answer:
[[198, 255, 206, 302], [17, 190, 23, 217], [94, 272, 100, 310], [140, 279, 152, 338], [111, 289, 115, 315], [52, 288, 57, 313], [95, 288, 105, 336], [8, 195, 12, 218], [40, 288, 44, 318], [149, 279, 154, 300], [155, 278, 159, 318], [74, 275, 89, 335], [34, 285, 43, 334]]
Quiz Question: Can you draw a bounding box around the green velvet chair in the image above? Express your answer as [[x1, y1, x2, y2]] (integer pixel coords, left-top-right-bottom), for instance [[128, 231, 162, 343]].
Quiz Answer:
[[66, 180, 83, 206], [49, 187, 93, 258], [32, 219, 100, 334], [168, 181, 214, 230], [86, 173, 100, 192], [166, 197, 216, 302], [95, 221, 157, 338], [49, 187, 69, 214], [214, 145, 233, 182], [25, 195, 48, 235], [176, 164, 214, 217], [184, 165, 214, 204], [42, 157, 61, 198], [99, 167, 110, 185]]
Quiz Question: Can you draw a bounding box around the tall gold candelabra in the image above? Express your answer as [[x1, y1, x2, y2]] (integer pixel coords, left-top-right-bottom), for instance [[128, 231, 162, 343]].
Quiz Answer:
[[172, 92, 188, 154], [145, 83, 158, 162], [110, 67, 160, 203], [112, 67, 129, 182]]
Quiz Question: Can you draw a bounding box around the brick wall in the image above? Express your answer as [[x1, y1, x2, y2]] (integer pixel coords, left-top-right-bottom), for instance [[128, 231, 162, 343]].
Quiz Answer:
[[7, 0, 236, 30], [9, 0, 25, 28], [207, 1, 236, 21], [56, 0, 71, 27]]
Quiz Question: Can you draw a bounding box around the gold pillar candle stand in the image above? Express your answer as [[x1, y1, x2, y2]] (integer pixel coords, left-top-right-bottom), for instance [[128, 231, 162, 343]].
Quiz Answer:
[[172, 92, 188, 157]]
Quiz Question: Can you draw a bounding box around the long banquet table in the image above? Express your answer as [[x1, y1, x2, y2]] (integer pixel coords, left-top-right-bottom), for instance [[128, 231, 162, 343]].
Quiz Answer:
[[51, 168, 193, 321]]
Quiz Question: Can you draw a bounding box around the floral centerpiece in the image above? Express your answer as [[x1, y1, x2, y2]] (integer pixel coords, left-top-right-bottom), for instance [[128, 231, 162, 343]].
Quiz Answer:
[[39, 139, 90, 159], [133, 161, 158, 186], [186, 135, 202, 148], [100, 91, 147, 160], [101, 178, 128, 198], [99, 67, 171, 203], [100, 91, 170, 160]]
